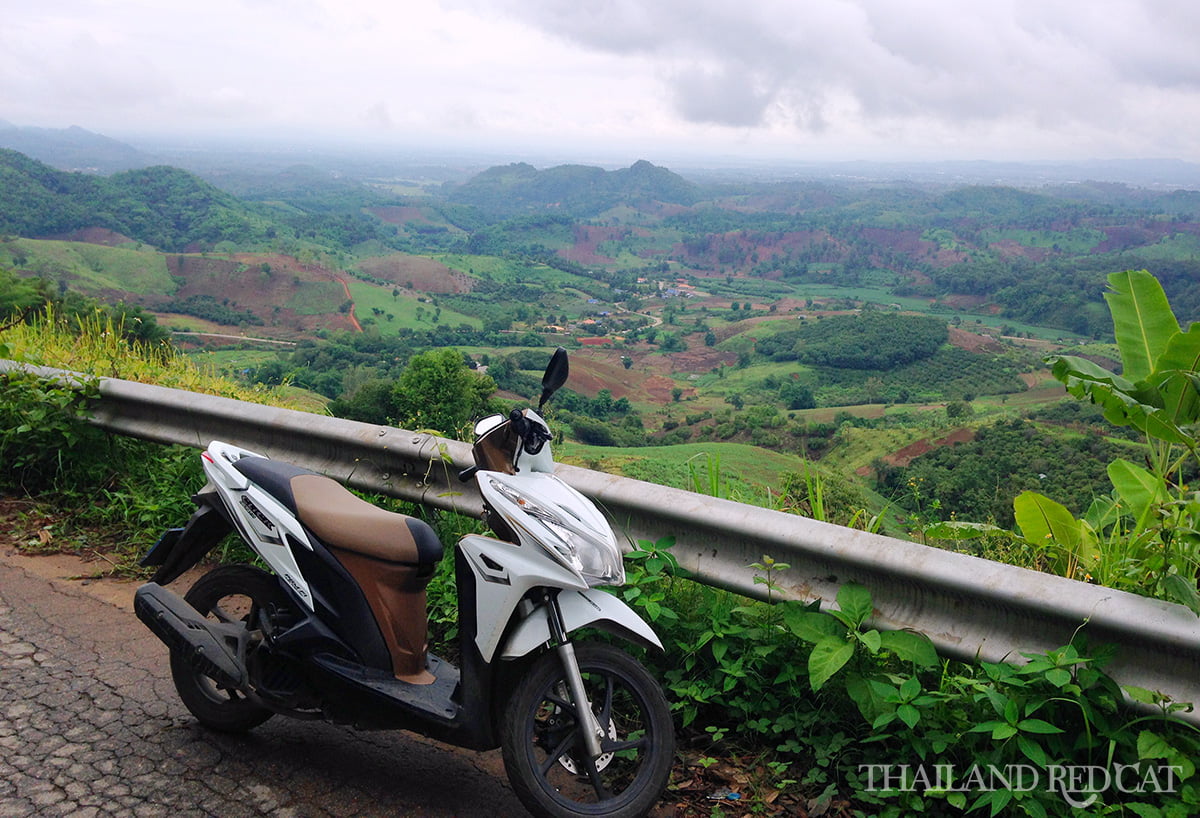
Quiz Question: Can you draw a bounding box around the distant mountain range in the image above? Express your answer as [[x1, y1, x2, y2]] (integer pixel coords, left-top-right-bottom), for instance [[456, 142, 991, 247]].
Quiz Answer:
[[5, 121, 1200, 194], [0, 123, 150, 173]]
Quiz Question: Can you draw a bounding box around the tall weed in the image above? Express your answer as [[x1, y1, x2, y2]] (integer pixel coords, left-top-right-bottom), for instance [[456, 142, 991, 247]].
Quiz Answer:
[[0, 309, 305, 567], [3, 304, 306, 404]]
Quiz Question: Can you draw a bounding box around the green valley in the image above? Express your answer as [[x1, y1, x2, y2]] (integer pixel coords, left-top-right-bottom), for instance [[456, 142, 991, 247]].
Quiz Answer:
[[5, 145, 1200, 537]]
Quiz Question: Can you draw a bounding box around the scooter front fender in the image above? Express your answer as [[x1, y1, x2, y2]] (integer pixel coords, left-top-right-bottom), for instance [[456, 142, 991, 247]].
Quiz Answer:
[[500, 589, 664, 659]]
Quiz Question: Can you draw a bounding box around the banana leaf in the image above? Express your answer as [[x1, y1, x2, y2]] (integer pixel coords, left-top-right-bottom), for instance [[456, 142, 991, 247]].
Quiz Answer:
[[1103, 269, 1180, 382]]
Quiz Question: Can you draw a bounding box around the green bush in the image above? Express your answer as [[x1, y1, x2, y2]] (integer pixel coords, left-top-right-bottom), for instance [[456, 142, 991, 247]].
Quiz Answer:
[[0, 370, 103, 493], [621, 539, 1200, 816]]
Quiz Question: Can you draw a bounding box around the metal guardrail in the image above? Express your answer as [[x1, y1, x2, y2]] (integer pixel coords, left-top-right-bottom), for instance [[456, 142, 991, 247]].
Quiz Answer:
[[4, 359, 1200, 719]]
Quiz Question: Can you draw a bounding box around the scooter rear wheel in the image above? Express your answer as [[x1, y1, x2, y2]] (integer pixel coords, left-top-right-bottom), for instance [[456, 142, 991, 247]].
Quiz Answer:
[[169, 565, 286, 733], [500, 642, 674, 818]]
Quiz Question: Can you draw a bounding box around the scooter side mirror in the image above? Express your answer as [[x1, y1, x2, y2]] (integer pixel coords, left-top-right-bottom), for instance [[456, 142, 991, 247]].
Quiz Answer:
[[473, 414, 506, 437], [538, 347, 569, 409]]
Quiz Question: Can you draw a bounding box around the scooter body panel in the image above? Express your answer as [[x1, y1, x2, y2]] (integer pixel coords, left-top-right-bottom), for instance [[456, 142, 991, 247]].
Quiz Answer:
[[456, 533, 588, 662], [201, 442, 316, 610]]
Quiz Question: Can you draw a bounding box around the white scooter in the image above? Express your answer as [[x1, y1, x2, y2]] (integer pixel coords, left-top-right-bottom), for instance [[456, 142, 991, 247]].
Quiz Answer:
[[134, 348, 675, 818]]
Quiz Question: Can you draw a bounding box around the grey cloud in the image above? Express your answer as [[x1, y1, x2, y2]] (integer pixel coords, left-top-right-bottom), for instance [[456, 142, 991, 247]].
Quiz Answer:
[[669, 65, 774, 126], [466, 0, 1200, 132]]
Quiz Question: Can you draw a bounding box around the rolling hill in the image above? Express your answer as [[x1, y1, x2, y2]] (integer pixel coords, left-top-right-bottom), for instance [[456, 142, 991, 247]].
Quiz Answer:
[[0, 149, 277, 252], [448, 159, 700, 216]]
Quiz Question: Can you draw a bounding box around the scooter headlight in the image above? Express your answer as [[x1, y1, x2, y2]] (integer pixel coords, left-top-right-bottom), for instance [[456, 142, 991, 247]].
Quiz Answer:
[[488, 479, 625, 586]]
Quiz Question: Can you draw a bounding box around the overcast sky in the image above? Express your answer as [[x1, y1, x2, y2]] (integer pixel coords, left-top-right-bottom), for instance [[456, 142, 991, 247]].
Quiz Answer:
[[3, 0, 1199, 165]]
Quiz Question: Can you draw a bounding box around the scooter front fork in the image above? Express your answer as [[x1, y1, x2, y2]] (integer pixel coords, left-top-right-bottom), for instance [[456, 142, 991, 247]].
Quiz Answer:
[[557, 642, 605, 760], [546, 594, 605, 760]]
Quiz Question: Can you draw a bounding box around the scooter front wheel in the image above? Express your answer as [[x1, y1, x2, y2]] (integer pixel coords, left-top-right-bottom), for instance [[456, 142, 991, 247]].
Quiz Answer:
[[500, 642, 674, 818]]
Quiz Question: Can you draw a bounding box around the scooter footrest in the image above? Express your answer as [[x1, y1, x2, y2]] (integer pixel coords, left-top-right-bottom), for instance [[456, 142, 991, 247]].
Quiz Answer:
[[312, 653, 460, 719]]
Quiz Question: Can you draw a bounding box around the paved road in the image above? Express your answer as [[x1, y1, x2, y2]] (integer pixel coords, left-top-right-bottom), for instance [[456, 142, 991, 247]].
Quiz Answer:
[[0, 553, 529, 818]]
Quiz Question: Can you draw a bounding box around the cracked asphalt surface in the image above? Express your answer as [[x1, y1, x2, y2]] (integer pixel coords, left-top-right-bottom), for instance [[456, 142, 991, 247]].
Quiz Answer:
[[0, 553, 529, 817]]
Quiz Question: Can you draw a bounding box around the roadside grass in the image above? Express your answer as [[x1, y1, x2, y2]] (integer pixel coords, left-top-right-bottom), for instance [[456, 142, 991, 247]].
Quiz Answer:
[[1, 312, 322, 570], [2, 305, 313, 407]]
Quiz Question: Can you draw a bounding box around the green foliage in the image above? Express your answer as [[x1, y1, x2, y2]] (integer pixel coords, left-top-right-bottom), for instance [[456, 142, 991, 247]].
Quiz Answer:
[[160, 294, 263, 326], [806, 345, 1029, 406], [1036, 271, 1200, 605], [0, 369, 209, 569], [775, 462, 877, 529], [779, 377, 816, 410], [756, 312, 948, 370], [922, 271, 1200, 612], [0, 151, 278, 252], [569, 415, 620, 446], [621, 549, 1200, 815], [850, 635, 1200, 817], [619, 538, 820, 737], [1, 266, 170, 346], [0, 265, 54, 318], [329, 349, 497, 436], [0, 370, 103, 493], [883, 418, 1130, 527], [391, 348, 496, 437], [327, 378, 397, 424]]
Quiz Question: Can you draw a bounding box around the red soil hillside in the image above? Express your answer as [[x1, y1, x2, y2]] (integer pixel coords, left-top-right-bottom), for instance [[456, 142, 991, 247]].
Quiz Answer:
[[369, 206, 433, 226], [566, 352, 687, 403], [51, 227, 137, 246], [560, 225, 620, 265], [883, 427, 977, 467], [163, 253, 358, 335], [356, 254, 473, 293], [947, 326, 1005, 352], [566, 341, 740, 404]]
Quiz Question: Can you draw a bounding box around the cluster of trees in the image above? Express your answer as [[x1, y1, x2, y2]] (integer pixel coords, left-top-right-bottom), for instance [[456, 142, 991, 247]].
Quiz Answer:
[[326, 348, 495, 436], [756, 312, 948, 370], [283, 212, 400, 250], [162, 294, 262, 326], [807, 347, 1029, 406], [757, 374, 816, 410], [320, 345, 646, 447], [876, 418, 1132, 526]]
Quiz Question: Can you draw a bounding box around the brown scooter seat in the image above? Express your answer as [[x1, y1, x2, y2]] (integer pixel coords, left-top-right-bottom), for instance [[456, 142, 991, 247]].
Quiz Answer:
[[232, 457, 442, 566]]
